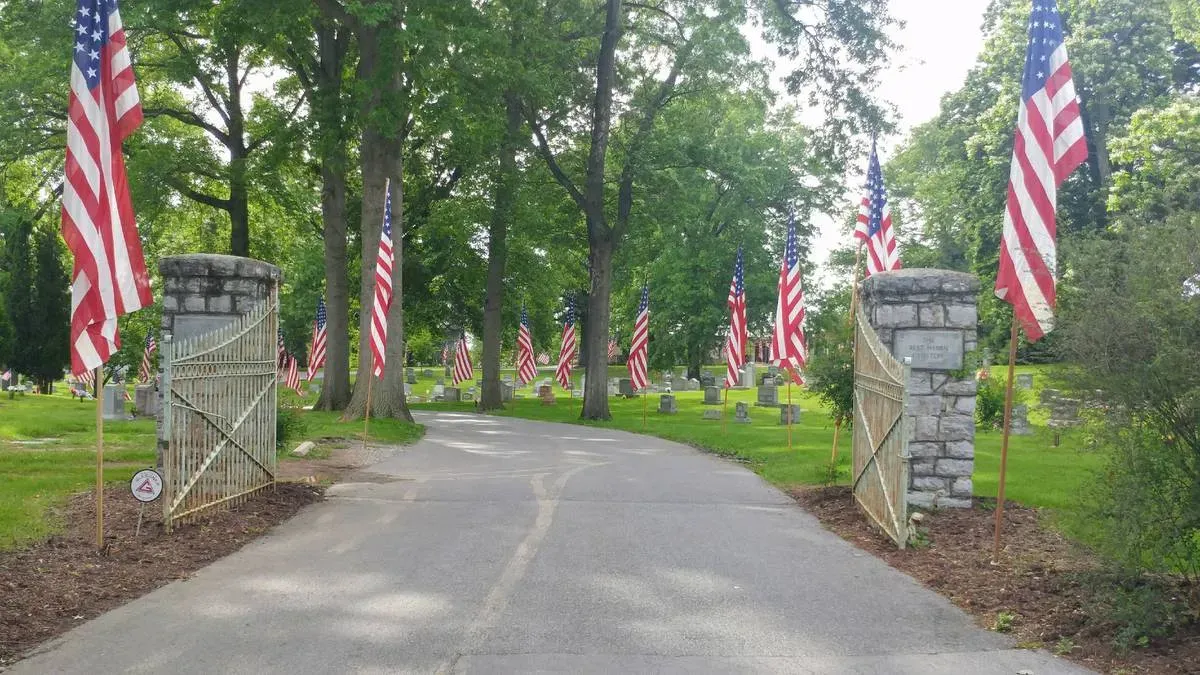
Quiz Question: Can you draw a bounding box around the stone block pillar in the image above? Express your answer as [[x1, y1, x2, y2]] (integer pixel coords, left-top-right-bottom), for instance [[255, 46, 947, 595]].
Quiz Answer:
[[156, 254, 281, 464], [862, 269, 980, 509]]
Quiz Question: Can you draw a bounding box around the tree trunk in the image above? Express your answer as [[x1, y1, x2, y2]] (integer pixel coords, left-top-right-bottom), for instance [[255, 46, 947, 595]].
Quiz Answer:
[[580, 232, 613, 419], [312, 19, 352, 411], [342, 18, 412, 422], [226, 46, 251, 258], [479, 92, 522, 411], [315, 160, 352, 410]]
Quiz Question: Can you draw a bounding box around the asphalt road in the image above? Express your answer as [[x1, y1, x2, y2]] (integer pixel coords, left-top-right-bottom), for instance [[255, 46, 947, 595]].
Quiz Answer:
[[11, 412, 1091, 674]]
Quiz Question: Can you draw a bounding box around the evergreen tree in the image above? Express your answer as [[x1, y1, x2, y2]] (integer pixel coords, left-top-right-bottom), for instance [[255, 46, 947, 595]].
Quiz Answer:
[[25, 227, 70, 391]]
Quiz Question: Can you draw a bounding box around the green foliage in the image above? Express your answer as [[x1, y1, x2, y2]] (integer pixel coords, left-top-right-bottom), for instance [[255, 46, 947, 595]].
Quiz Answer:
[[976, 373, 1008, 431], [1080, 572, 1192, 651], [276, 406, 309, 451], [992, 610, 1017, 633], [1058, 219, 1200, 582]]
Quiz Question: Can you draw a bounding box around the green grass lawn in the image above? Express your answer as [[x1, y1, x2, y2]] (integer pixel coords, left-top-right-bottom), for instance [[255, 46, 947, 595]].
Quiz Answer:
[[0, 382, 422, 550], [409, 364, 1101, 517]]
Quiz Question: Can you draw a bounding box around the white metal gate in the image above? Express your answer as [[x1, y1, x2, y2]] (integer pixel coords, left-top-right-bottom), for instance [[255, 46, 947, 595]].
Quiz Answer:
[[852, 306, 911, 548], [162, 300, 278, 530]]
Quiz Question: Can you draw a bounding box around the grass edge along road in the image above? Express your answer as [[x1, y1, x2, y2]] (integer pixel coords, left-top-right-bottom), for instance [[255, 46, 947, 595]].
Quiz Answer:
[[409, 373, 1101, 519], [0, 391, 423, 551]]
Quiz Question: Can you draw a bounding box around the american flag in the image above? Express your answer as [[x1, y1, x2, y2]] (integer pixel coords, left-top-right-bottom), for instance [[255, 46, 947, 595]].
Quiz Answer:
[[771, 212, 808, 384], [306, 297, 327, 381], [725, 247, 747, 388], [854, 139, 901, 277], [627, 286, 650, 391], [555, 297, 576, 389], [122, 387, 131, 402], [62, 0, 151, 377], [277, 327, 286, 372], [138, 332, 155, 382], [536, 351, 550, 366], [79, 369, 95, 389], [370, 180, 395, 377], [441, 344, 449, 366], [607, 336, 619, 362], [1, 370, 10, 383], [995, 0, 1087, 341], [285, 354, 302, 394], [452, 334, 473, 386], [516, 306, 538, 386]]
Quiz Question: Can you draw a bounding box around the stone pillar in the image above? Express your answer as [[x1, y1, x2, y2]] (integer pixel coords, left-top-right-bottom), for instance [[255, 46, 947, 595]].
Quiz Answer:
[[862, 269, 980, 509], [157, 254, 282, 464]]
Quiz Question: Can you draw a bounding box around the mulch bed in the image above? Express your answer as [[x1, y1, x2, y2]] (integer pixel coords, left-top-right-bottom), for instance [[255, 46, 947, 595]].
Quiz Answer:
[[791, 486, 1200, 674], [0, 483, 323, 667]]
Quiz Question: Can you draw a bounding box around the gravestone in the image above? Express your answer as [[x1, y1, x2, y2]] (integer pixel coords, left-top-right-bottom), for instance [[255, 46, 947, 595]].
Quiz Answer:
[[774, 375, 786, 386], [608, 378, 619, 396], [432, 383, 445, 399], [435, 377, 445, 386], [134, 385, 159, 417], [739, 363, 756, 389], [1010, 404, 1032, 435], [404, 383, 412, 396], [779, 404, 801, 425], [703, 386, 721, 405], [443, 386, 460, 402], [735, 401, 751, 424], [619, 378, 635, 397], [761, 372, 774, 386], [1016, 373, 1034, 390], [756, 384, 778, 407], [658, 394, 677, 415], [406, 368, 417, 384], [102, 385, 126, 421], [538, 384, 555, 405], [1041, 389, 1081, 428], [702, 409, 722, 421], [862, 268, 980, 509], [767, 364, 779, 378], [461, 391, 474, 402], [422, 369, 433, 378], [501, 382, 513, 403], [700, 373, 716, 388], [444, 367, 452, 377]]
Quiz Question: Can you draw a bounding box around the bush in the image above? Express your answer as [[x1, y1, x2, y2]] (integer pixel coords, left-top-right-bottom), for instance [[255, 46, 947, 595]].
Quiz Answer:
[[1080, 570, 1192, 652], [1058, 217, 1200, 595], [807, 344, 854, 426], [276, 406, 308, 451], [975, 372, 1007, 430]]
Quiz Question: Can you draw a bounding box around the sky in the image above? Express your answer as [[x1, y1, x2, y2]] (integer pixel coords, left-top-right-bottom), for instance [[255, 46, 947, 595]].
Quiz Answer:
[[792, 0, 994, 288]]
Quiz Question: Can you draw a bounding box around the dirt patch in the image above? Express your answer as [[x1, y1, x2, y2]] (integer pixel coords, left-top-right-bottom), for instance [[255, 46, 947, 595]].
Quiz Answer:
[[791, 486, 1199, 674], [276, 442, 401, 485], [0, 483, 323, 668]]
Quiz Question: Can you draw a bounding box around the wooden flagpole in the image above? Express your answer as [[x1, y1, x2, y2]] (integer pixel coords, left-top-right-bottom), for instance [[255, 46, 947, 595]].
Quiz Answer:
[[642, 389, 647, 429], [363, 372, 374, 452], [722, 387, 729, 433], [786, 378, 793, 450], [94, 367, 104, 551], [991, 317, 1020, 561]]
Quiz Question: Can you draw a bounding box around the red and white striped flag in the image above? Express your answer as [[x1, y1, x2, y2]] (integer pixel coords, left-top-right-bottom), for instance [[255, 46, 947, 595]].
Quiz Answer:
[[370, 180, 395, 377], [306, 297, 327, 381], [441, 344, 449, 366], [79, 369, 95, 390], [555, 298, 576, 389], [285, 354, 302, 394], [627, 286, 650, 391], [771, 213, 808, 384], [607, 336, 619, 362], [138, 332, 155, 383], [536, 351, 550, 366], [725, 247, 747, 388], [516, 306, 538, 386], [62, 0, 151, 377], [854, 139, 901, 277], [122, 388, 131, 402], [452, 334, 473, 386], [995, 0, 1087, 341]]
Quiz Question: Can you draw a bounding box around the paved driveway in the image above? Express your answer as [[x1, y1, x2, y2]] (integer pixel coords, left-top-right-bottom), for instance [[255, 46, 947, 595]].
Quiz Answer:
[[10, 412, 1090, 674]]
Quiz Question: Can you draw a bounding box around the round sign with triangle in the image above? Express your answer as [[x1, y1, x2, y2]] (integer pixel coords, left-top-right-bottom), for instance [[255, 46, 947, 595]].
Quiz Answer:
[[130, 469, 163, 503]]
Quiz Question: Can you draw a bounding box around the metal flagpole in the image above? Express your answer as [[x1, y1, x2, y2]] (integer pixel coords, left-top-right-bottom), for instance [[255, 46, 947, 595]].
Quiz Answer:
[[991, 317, 1020, 561], [94, 367, 104, 551]]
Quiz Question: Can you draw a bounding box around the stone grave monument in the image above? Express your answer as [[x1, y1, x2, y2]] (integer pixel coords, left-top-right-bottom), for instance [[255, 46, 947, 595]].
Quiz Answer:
[[739, 363, 756, 389], [134, 385, 159, 417], [735, 401, 751, 424], [779, 404, 800, 425], [406, 368, 417, 384], [618, 378, 635, 397], [658, 394, 677, 415], [443, 386, 460, 402], [756, 384, 778, 407], [1016, 373, 1033, 390], [1010, 404, 1032, 435], [102, 385, 126, 421], [703, 386, 721, 405], [702, 409, 722, 421]]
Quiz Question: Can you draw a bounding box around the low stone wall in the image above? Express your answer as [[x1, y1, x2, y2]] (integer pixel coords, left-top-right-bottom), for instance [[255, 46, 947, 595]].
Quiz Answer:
[[862, 268, 980, 509], [159, 254, 282, 341]]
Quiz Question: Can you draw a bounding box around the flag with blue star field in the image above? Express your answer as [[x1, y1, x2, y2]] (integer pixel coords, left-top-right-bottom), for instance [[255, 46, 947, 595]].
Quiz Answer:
[[627, 286, 650, 391], [771, 212, 808, 384], [725, 247, 747, 388], [854, 139, 901, 277], [516, 305, 538, 386], [555, 297, 576, 389]]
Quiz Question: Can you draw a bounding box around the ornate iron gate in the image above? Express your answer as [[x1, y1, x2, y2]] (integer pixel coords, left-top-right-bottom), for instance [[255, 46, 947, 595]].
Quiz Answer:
[[852, 306, 911, 548], [162, 300, 278, 530]]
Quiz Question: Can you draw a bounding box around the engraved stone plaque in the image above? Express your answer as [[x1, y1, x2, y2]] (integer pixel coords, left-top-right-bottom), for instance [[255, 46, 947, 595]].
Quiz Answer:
[[894, 330, 963, 370]]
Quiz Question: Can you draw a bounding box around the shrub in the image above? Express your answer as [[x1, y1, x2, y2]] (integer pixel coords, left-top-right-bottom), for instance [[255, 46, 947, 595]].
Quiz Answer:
[[975, 373, 1007, 430], [276, 406, 308, 451]]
